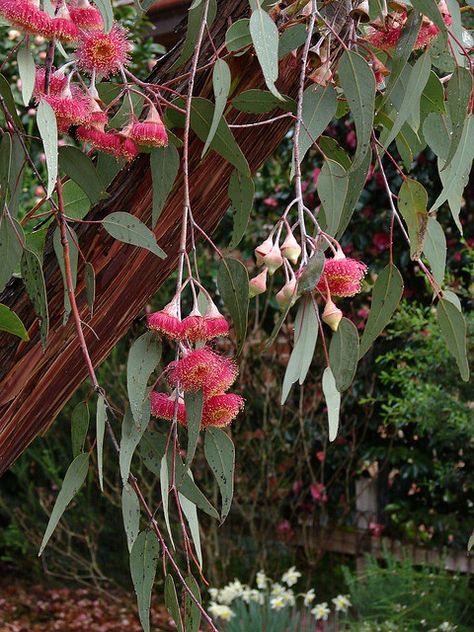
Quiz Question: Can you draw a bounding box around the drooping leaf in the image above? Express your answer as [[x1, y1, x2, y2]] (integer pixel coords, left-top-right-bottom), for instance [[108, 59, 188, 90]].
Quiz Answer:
[[202, 59, 231, 157], [178, 491, 203, 567], [102, 212, 166, 258], [329, 318, 359, 392], [39, 453, 89, 555], [127, 332, 161, 428], [204, 427, 235, 523], [265, 300, 294, 349], [318, 136, 352, 170], [59, 146, 106, 205], [130, 531, 160, 632], [0, 132, 12, 212], [61, 180, 91, 220], [184, 390, 203, 469], [0, 304, 29, 341], [151, 144, 179, 228], [298, 251, 325, 294], [7, 134, 23, 218], [21, 249, 49, 348], [96, 394, 107, 492], [420, 71, 446, 116], [122, 482, 141, 553], [184, 575, 202, 632], [423, 112, 451, 160], [71, 401, 89, 458], [436, 298, 470, 382], [167, 97, 250, 175], [120, 404, 150, 484], [216, 258, 249, 354], [292, 84, 337, 176], [0, 215, 23, 293], [338, 50, 376, 169], [411, 0, 447, 35], [94, 0, 113, 32], [165, 575, 184, 632], [227, 170, 255, 250], [317, 160, 349, 236], [337, 148, 372, 238], [0, 73, 24, 130], [322, 367, 340, 442], [359, 264, 404, 358], [170, 0, 217, 70], [232, 89, 295, 114], [281, 297, 319, 404], [398, 178, 429, 260], [443, 290, 461, 311], [278, 23, 307, 59], [423, 216, 446, 286], [249, 7, 282, 100], [53, 225, 78, 321], [137, 427, 167, 477], [84, 262, 96, 316], [17, 46, 35, 106], [37, 100, 58, 198], [160, 454, 175, 549], [225, 18, 252, 52], [443, 67, 473, 169]]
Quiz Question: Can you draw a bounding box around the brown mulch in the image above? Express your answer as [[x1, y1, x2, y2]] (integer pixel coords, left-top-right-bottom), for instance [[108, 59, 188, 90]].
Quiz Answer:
[[0, 577, 176, 632]]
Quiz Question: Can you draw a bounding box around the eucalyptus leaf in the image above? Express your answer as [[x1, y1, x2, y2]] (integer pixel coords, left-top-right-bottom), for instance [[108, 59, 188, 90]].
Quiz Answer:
[[424, 217, 446, 286], [204, 428, 235, 523], [160, 454, 175, 549], [249, 7, 282, 99], [151, 144, 179, 228], [298, 251, 325, 294], [122, 482, 140, 553], [127, 332, 161, 428], [71, 401, 89, 458], [278, 23, 307, 59], [130, 531, 160, 632], [228, 170, 255, 250], [232, 89, 295, 114], [165, 575, 184, 632], [179, 491, 203, 568], [102, 212, 166, 258], [322, 367, 340, 442], [443, 67, 473, 170], [169, 0, 217, 70], [59, 146, 106, 205], [225, 18, 252, 52], [0, 304, 29, 341], [37, 100, 58, 198], [185, 390, 203, 469], [398, 178, 429, 260], [217, 258, 249, 354], [202, 59, 231, 157], [436, 298, 469, 382], [21, 249, 49, 348], [84, 262, 96, 316], [337, 149, 372, 238], [184, 575, 201, 632], [0, 215, 23, 293], [120, 404, 150, 484], [94, 0, 113, 33], [17, 46, 35, 106], [329, 318, 359, 392], [53, 226, 78, 321], [317, 160, 348, 236], [96, 395, 107, 492]]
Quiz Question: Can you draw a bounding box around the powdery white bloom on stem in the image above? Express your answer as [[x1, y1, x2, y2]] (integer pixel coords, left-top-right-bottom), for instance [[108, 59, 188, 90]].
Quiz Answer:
[[208, 602, 235, 621], [311, 602, 330, 621], [281, 565, 301, 587], [332, 594, 351, 612]]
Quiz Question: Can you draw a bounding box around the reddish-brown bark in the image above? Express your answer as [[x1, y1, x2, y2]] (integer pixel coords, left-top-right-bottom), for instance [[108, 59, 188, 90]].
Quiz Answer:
[[0, 0, 301, 474]]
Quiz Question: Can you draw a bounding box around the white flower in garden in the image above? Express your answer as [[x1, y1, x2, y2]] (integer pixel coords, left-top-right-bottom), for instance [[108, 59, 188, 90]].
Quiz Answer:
[[283, 589, 296, 606], [209, 588, 219, 600], [311, 602, 330, 621], [218, 580, 244, 605], [270, 595, 286, 610], [332, 594, 351, 612], [256, 570, 267, 589], [250, 589, 264, 605], [282, 565, 301, 587], [271, 582, 285, 597], [208, 602, 235, 621], [438, 624, 457, 631], [303, 588, 316, 606], [241, 587, 252, 603]]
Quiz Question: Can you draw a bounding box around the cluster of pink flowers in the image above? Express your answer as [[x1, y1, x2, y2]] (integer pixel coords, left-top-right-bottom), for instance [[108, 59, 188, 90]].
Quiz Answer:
[[366, 1, 452, 52], [147, 299, 244, 429], [2, 0, 169, 161]]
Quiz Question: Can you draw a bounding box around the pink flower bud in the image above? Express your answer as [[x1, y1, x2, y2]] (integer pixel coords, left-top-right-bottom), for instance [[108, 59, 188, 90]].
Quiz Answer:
[[276, 278, 297, 308], [255, 236, 273, 265], [322, 300, 343, 332], [280, 233, 301, 265], [263, 243, 283, 275], [249, 269, 268, 298]]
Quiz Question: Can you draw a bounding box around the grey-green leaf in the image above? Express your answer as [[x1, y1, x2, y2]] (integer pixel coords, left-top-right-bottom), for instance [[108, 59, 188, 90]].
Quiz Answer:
[[160, 454, 175, 548], [225, 18, 252, 52], [227, 170, 255, 250], [217, 258, 249, 354], [102, 212, 166, 258], [202, 59, 231, 157], [37, 100, 58, 198], [436, 298, 469, 382], [178, 491, 203, 568], [122, 482, 140, 553], [53, 225, 78, 321], [443, 67, 473, 170], [337, 148, 372, 238], [94, 0, 113, 33], [130, 531, 160, 632], [278, 23, 307, 59], [298, 251, 325, 294], [165, 575, 184, 632], [151, 144, 179, 228], [170, 0, 217, 70], [359, 264, 404, 358], [17, 46, 35, 106], [204, 427, 235, 523], [71, 401, 89, 458], [185, 390, 203, 469], [398, 178, 429, 260], [185, 575, 201, 632], [85, 262, 96, 316], [21, 249, 49, 348], [329, 318, 359, 392], [59, 146, 106, 205], [39, 453, 89, 555], [338, 50, 375, 169], [317, 160, 348, 236], [127, 332, 161, 428], [96, 394, 107, 492], [322, 367, 340, 442], [0, 215, 23, 293], [0, 304, 29, 341], [249, 8, 282, 99], [232, 89, 295, 114], [121, 403, 150, 484], [423, 216, 446, 286]]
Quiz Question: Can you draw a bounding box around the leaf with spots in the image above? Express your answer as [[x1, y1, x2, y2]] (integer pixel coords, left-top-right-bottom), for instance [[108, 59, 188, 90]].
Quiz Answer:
[[130, 530, 160, 632], [204, 428, 235, 523]]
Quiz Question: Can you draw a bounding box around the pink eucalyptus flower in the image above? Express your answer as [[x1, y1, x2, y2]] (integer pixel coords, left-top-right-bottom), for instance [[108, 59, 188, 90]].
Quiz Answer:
[[201, 393, 245, 427], [75, 24, 131, 76]]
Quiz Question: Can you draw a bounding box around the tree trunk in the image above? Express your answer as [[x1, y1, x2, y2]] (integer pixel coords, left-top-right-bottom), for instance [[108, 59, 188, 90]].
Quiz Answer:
[[0, 0, 300, 475]]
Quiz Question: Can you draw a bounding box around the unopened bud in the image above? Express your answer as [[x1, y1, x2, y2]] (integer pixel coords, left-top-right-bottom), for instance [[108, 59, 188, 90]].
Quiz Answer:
[[249, 268, 268, 298], [276, 278, 297, 308], [322, 300, 343, 332], [263, 243, 283, 275], [350, 0, 370, 22], [281, 232, 301, 265], [255, 236, 273, 266]]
